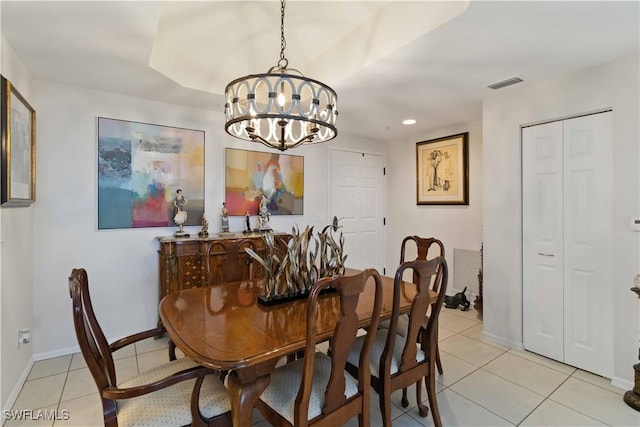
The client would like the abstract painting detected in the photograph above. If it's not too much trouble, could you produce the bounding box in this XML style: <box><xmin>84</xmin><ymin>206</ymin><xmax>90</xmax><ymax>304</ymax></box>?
<box><xmin>225</xmin><ymin>148</ymin><xmax>303</xmax><ymax>216</ymax></box>
<box><xmin>416</xmin><ymin>132</ymin><xmax>468</xmax><ymax>205</ymax></box>
<box><xmin>98</xmin><ymin>117</ymin><xmax>204</xmax><ymax>229</ymax></box>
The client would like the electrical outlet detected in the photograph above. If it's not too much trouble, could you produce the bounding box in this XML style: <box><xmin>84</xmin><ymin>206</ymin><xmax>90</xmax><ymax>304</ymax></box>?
<box><xmin>18</xmin><ymin>328</ymin><xmax>31</xmax><ymax>345</ymax></box>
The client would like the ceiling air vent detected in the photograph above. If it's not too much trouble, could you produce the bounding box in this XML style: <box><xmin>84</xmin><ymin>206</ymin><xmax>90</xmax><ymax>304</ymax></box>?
<box><xmin>487</xmin><ymin>76</ymin><xmax>523</xmax><ymax>90</ymax></box>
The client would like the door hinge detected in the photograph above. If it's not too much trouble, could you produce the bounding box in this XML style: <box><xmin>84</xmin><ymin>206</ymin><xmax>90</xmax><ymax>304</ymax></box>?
<box><xmin>383</xmin><ymin>268</ymin><xmax>386</xmax><ymax>275</ymax></box>
<box><xmin>383</xmin><ymin>167</ymin><xmax>386</xmax><ymax>175</ymax></box>
<box><xmin>383</xmin><ymin>218</ymin><xmax>386</xmax><ymax>226</ymax></box>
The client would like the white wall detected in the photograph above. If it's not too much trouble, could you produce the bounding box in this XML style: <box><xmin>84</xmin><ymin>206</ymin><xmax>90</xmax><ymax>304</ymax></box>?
<box><xmin>386</xmin><ymin>120</ymin><xmax>483</xmax><ymax>294</ymax></box>
<box><xmin>483</xmin><ymin>54</ymin><xmax>640</xmax><ymax>386</ymax></box>
<box><xmin>29</xmin><ymin>80</ymin><xmax>389</xmax><ymax>358</ymax></box>
<box><xmin>0</xmin><ymin>35</ymin><xmax>35</xmax><ymax>411</ymax></box>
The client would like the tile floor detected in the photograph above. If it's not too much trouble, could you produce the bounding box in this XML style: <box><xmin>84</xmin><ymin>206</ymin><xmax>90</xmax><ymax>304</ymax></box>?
<box><xmin>4</xmin><ymin>307</ymin><xmax>639</xmax><ymax>426</ymax></box>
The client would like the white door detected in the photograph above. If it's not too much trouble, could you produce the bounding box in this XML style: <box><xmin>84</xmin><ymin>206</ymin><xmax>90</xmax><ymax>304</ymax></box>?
<box><xmin>562</xmin><ymin>113</ymin><xmax>612</xmax><ymax>376</ymax></box>
<box><xmin>522</xmin><ymin>112</ymin><xmax>612</xmax><ymax>377</ymax></box>
<box><xmin>329</xmin><ymin>150</ymin><xmax>385</xmax><ymax>272</ymax></box>
<box><xmin>522</xmin><ymin>121</ymin><xmax>565</xmax><ymax>362</ymax></box>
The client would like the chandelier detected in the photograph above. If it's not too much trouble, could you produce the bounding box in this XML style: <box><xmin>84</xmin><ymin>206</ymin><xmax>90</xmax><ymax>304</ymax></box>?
<box><xmin>224</xmin><ymin>0</ymin><xmax>338</xmax><ymax>151</ymax></box>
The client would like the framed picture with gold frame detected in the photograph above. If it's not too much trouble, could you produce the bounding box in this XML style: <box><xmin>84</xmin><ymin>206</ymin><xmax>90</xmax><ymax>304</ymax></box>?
<box><xmin>416</xmin><ymin>132</ymin><xmax>468</xmax><ymax>205</ymax></box>
<box><xmin>1</xmin><ymin>76</ymin><xmax>36</xmax><ymax>207</ymax></box>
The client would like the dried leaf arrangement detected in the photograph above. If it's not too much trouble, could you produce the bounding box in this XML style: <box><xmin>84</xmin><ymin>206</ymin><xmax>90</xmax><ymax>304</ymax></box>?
<box><xmin>245</xmin><ymin>217</ymin><xmax>347</xmax><ymax>305</ymax></box>
<box><xmin>318</xmin><ymin>217</ymin><xmax>347</xmax><ymax>278</ymax></box>
<box><xmin>284</xmin><ymin>225</ymin><xmax>319</xmax><ymax>295</ymax></box>
<box><xmin>244</xmin><ymin>231</ymin><xmax>288</xmax><ymax>300</ymax></box>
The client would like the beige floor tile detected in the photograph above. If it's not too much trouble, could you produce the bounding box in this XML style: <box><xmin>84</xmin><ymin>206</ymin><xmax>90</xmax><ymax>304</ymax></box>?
<box><xmin>549</xmin><ymin>377</ymin><xmax>640</xmax><ymax>426</ymax></box>
<box><xmin>508</xmin><ymin>348</ymin><xmax>576</xmax><ymax>375</ymax></box>
<box><xmin>437</xmin><ymin>325</ymin><xmax>457</xmax><ymax>342</ymax></box>
<box><xmin>383</xmin><ymin>412</ymin><xmax>425</xmax><ymax>427</ymax></box>
<box><xmin>110</xmin><ymin>343</ymin><xmax>136</xmax><ymax>360</ymax></box>
<box><xmin>571</xmin><ymin>369</ymin><xmax>626</xmax><ymax>395</ymax></box>
<box><xmin>68</xmin><ymin>354</ymin><xmax>86</xmax><ymax>371</ymax></box>
<box><xmin>412</xmin><ymin>389</ymin><xmax>513</xmax><ymax>426</ymax></box>
<box><xmin>175</xmin><ymin>347</ymin><xmax>185</xmax><ymax>359</ymax></box>
<box><xmin>438</xmin><ymin>334</ymin><xmax>505</xmax><ymax>367</ymax></box>
<box><xmin>136</xmin><ymin>348</ymin><xmax>172</xmax><ymax>372</ymax></box>
<box><xmin>460</xmin><ymin>324</ymin><xmax>510</xmax><ymax>351</ymax></box>
<box><xmin>54</xmin><ymin>393</ymin><xmax>103</xmax><ymax>427</ymax></box>
<box><xmin>389</xmin><ymin>380</ymin><xmax>445</xmax><ymax>419</ymax></box>
<box><xmin>436</xmin><ymin>351</ymin><xmax>477</xmax><ymax>387</ymax></box>
<box><xmin>445</xmin><ymin>307</ymin><xmax>483</xmax><ymax>322</ymax></box>
<box><xmin>449</xmin><ymin>369</ymin><xmax>545</xmax><ymax>424</ymax></box>
<box><xmin>520</xmin><ymin>399</ymin><xmax>606</xmax><ymax>426</ymax></box>
<box><xmin>60</xmin><ymin>368</ymin><xmax>95</xmax><ymax>403</ymax></box>
<box><xmin>28</xmin><ymin>356</ymin><xmax>71</xmax><ymax>381</ymax></box>
<box><xmin>3</xmin><ymin>405</ymin><xmax>57</xmax><ymax>427</ymax></box>
<box><xmin>134</xmin><ymin>336</ymin><xmax>170</xmax><ymax>355</ymax></box>
<box><xmin>438</xmin><ymin>311</ymin><xmax>481</xmax><ymax>333</ymax></box>
<box><xmin>483</xmin><ymin>352</ymin><xmax>569</xmax><ymax>396</ymax></box>
<box><xmin>113</xmin><ymin>356</ymin><xmax>139</xmax><ymax>385</ymax></box>
<box><xmin>69</xmin><ymin>343</ymin><xmax>135</xmax><ymax>372</ymax></box>
<box><xmin>12</xmin><ymin>374</ymin><xmax>66</xmax><ymax>412</ymax></box>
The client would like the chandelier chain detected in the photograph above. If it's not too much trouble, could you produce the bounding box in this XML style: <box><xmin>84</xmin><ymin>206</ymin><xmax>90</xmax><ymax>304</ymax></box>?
<box><xmin>278</xmin><ymin>0</ymin><xmax>288</xmax><ymax>69</ymax></box>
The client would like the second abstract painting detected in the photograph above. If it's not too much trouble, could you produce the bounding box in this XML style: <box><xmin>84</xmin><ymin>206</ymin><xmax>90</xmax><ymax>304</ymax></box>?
<box><xmin>225</xmin><ymin>148</ymin><xmax>304</xmax><ymax>216</ymax></box>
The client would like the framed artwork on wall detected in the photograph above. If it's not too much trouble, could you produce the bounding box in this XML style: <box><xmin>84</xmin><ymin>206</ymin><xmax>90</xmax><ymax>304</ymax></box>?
<box><xmin>416</xmin><ymin>132</ymin><xmax>469</xmax><ymax>205</ymax></box>
<box><xmin>225</xmin><ymin>147</ymin><xmax>304</xmax><ymax>216</ymax></box>
<box><xmin>1</xmin><ymin>75</ymin><xmax>36</xmax><ymax>207</ymax></box>
<box><xmin>97</xmin><ymin>117</ymin><xmax>204</xmax><ymax>229</ymax></box>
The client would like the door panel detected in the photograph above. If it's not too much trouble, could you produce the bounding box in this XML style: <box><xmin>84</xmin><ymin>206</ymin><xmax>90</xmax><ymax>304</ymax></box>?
<box><xmin>562</xmin><ymin>112</ymin><xmax>612</xmax><ymax>377</ymax></box>
<box><xmin>330</xmin><ymin>150</ymin><xmax>385</xmax><ymax>272</ymax></box>
<box><xmin>523</xmin><ymin>121</ymin><xmax>564</xmax><ymax>361</ymax></box>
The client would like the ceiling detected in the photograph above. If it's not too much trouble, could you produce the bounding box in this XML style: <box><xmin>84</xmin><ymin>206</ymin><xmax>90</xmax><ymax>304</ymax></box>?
<box><xmin>1</xmin><ymin>1</ymin><xmax>638</xmax><ymax>143</ymax></box>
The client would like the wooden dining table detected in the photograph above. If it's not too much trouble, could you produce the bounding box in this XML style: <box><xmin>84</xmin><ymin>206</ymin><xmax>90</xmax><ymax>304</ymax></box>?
<box><xmin>159</xmin><ymin>268</ymin><xmax>436</xmax><ymax>427</ymax></box>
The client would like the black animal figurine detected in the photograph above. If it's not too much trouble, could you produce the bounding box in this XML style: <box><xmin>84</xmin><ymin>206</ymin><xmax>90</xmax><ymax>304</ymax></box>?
<box><xmin>445</xmin><ymin>286</ymin><xmax>471</xmax><ymax>311</ymax></box>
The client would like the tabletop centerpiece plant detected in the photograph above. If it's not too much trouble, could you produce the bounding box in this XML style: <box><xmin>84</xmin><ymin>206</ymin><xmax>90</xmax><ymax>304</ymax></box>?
<box><xmin>246</xmin><ymin>217</ymin><xmax>347</xmax><ymax>306</ymax></box>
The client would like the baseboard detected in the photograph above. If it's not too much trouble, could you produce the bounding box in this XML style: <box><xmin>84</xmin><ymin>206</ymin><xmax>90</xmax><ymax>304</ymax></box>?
<box><xmin>2</xmin><ymin>355</ymin><xmax>34</xmax><ymax>415</ymax></box>
<box><xmin>611</xmin><ymin>375</ymin><xmax>634</xmax><ymax>391</ymax></box>
<box><xmin>482</xmin><ymin>330</ymin><xmax>525</xmax><ymax>351</ymax></box>
<box><xmin>33</xmin><ymin>345</ymin><xmax>79</xmax><ymax>362</ymax></box>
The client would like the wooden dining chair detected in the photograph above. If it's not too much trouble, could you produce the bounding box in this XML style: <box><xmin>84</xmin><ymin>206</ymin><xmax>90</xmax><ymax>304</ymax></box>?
<box><xmin>400</xmin><ymin>236</ymin><xmax>445</xmax><ymax>375</ymax></box>
<box><xmin>380</xmin><ymin>237</ymin><xmax>445</xmax><ymax>376</ymax></box>
<box><xmin>69</xmin><ymin>268</ymin><xmax>232</xmax><ymax>427</ymax></box>
<box><xmin>206</xmin><ymin>239</ymin><xmax>257</xmax><ymax>285</ymax></box>
<box><xmin>346</xmin><ymin>257</ymin><xmax>448</xmax><ymax>427</ymax></box>
<box><xmin>255</xmin><ymin>269</ymin><xmax>384</xmax><ymax>427</ymax></box>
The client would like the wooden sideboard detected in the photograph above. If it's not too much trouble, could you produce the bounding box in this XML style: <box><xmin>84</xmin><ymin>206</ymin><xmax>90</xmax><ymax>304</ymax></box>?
<box><xmin>157</xmin><ymin>232</ymin><xmax>290</xmax><ymax>301</ymax></box>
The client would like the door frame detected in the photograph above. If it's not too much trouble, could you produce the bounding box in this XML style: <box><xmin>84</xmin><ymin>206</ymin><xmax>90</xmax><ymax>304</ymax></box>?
<box><xmin>328</xmin><ymin>147</ymin><xmax>387</xmax><ymax>274</ymax></box>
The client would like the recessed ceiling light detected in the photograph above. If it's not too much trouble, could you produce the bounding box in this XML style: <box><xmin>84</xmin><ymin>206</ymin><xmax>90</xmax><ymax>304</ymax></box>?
<box><xmin>402</xmin><ymin>119</ymin><xmax>416</xmax><ymax>125</ymax></box>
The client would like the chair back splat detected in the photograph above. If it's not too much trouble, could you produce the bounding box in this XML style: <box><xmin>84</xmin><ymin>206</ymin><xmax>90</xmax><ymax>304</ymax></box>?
<box><xmin>256</xmin><ymin>269</ymin><xmax>384</xmax><ymax>427</ymax></box>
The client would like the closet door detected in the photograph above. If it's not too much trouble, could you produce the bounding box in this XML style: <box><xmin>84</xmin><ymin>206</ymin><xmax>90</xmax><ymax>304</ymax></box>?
<box><xmin>562</xmin><ymin>113</ymin><xmax>612</xmax><ymax>377</ymax></box>
<box><xmin>523</xmin><ymin>112</ymin><xmax>612</xmax><ymax>378</ymax></box>
<box><xmin>522</xmin><ymin>121</ymin><xmax>565</xmax><ymax>362</ymax></box>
